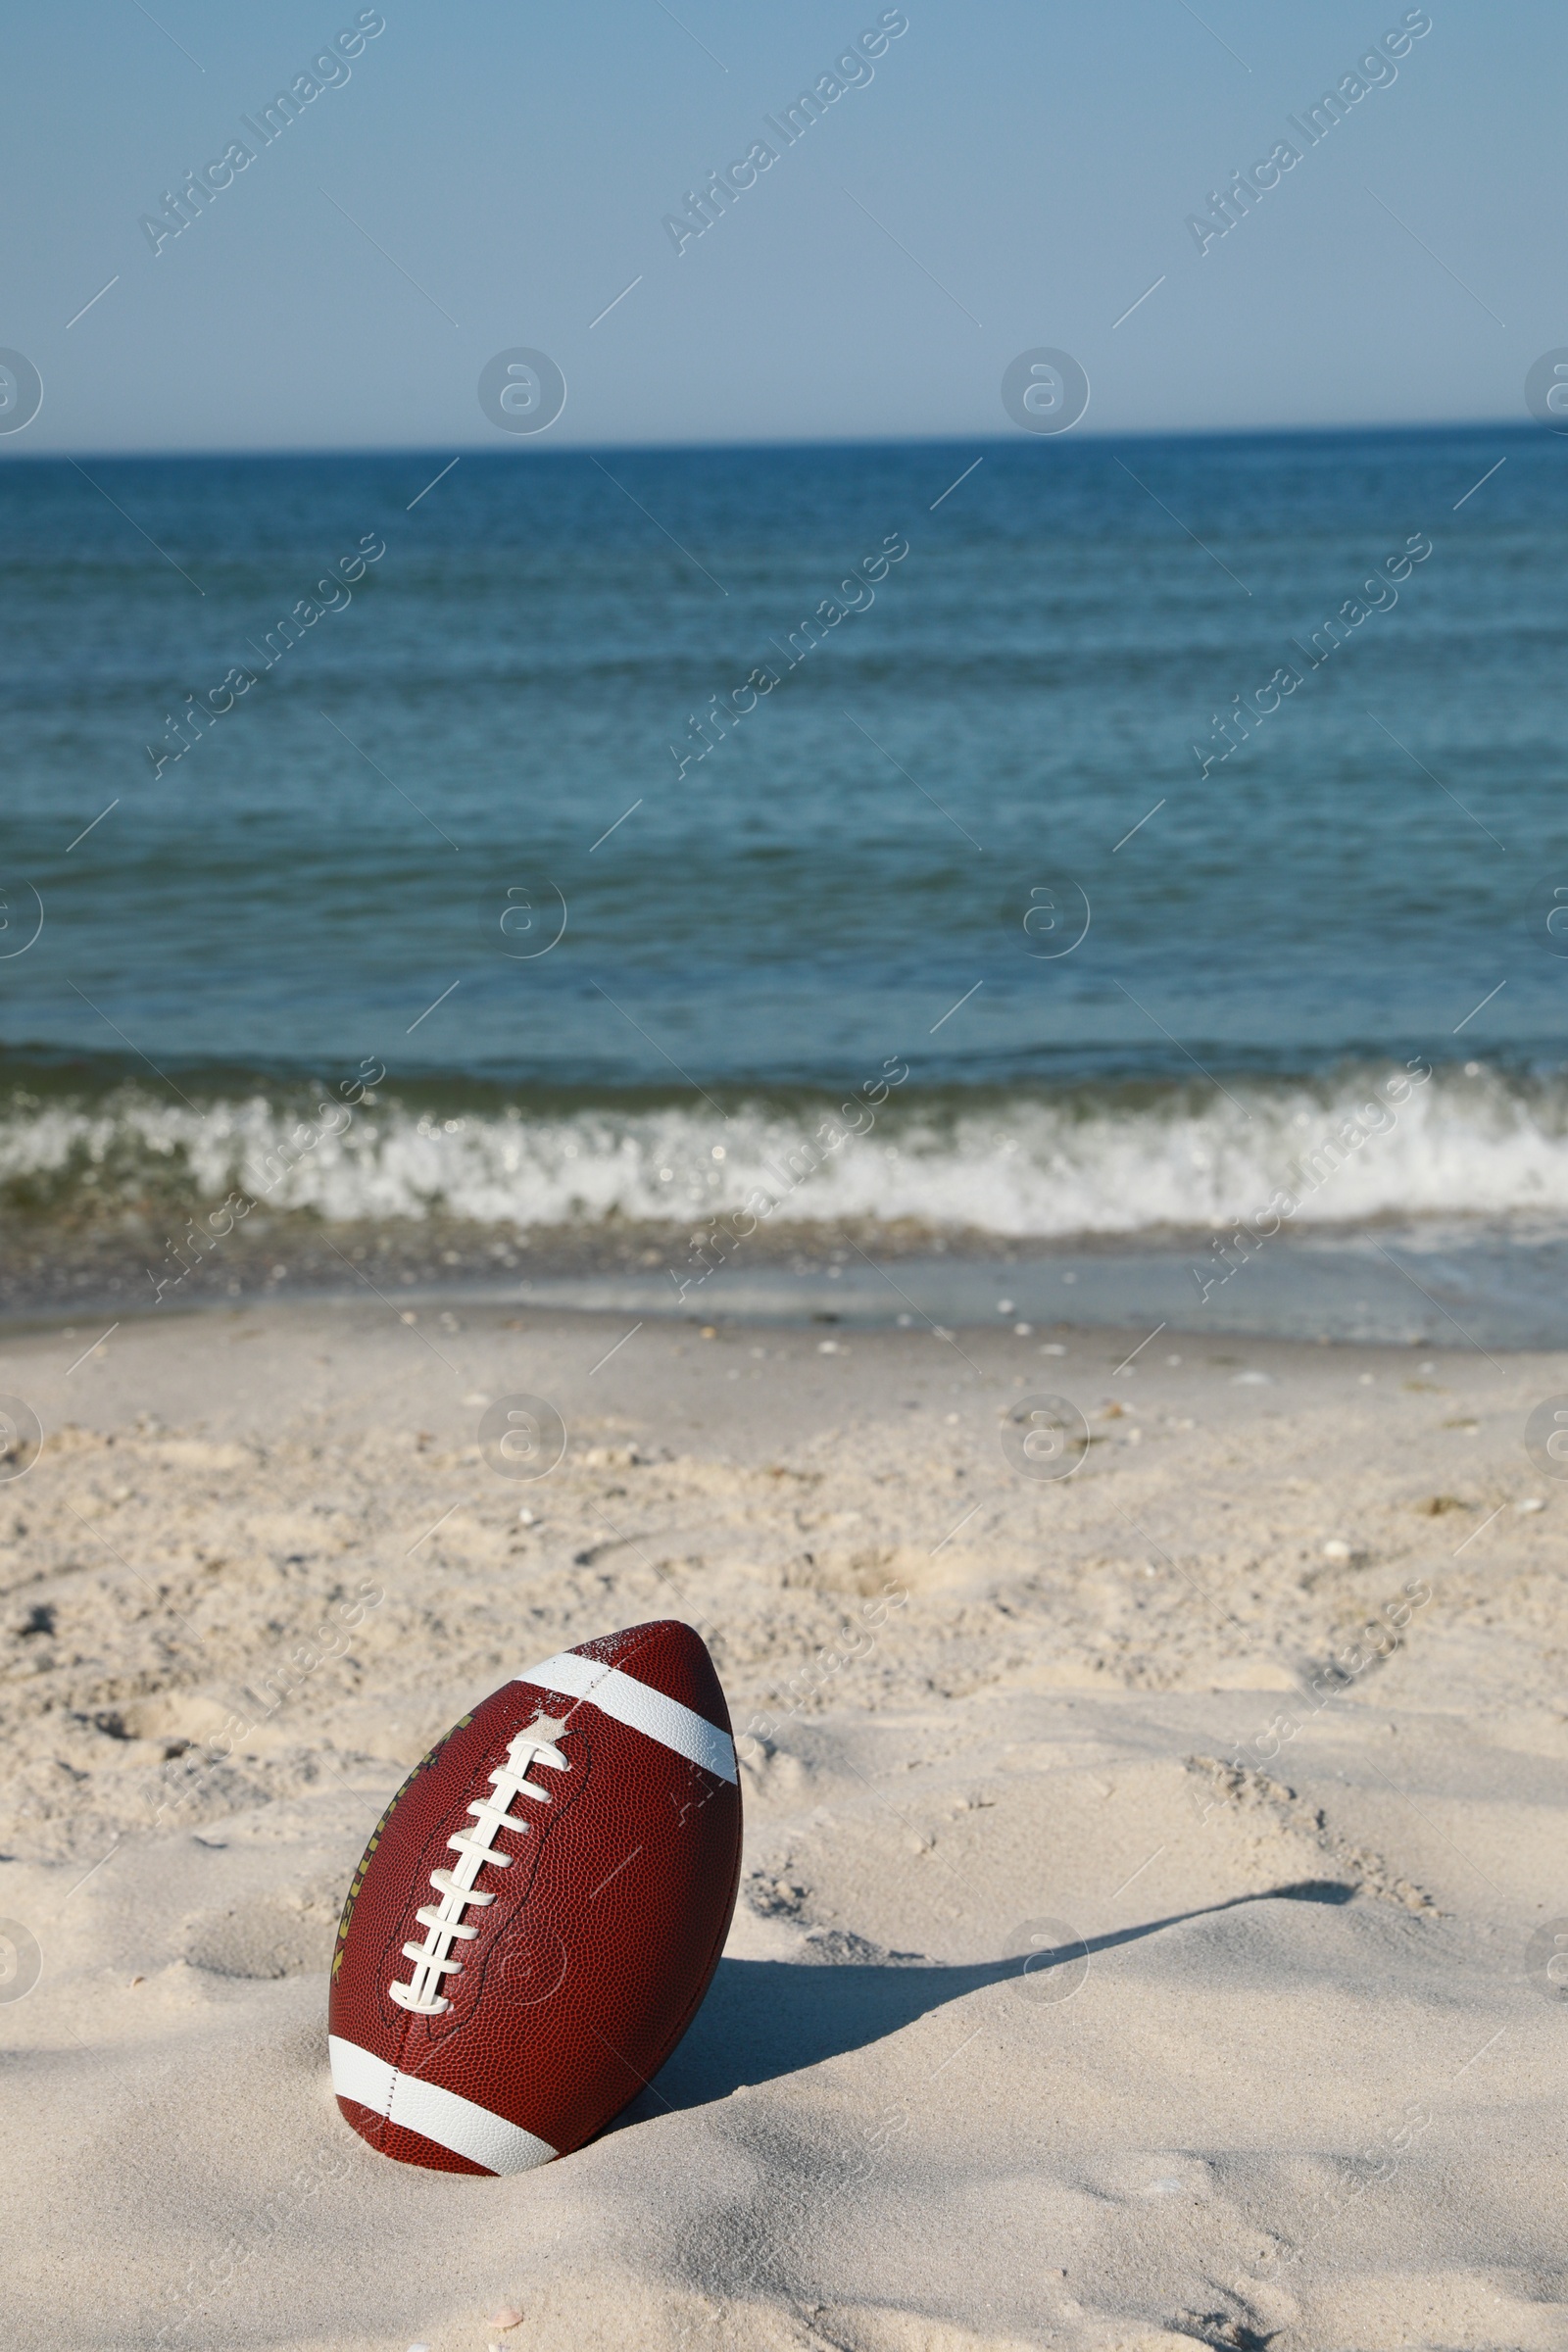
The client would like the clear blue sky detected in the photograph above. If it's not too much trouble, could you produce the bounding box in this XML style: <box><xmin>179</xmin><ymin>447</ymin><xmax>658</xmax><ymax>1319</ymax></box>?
<box><xmin>1</xmin><ymin>1</ymin><xmax>1551</xmax><ymax>452</ymax></box>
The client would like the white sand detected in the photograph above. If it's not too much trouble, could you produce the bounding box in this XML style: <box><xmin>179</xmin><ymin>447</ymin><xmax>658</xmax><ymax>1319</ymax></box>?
<box><xmin>2</xmin><ymin>1298</ymin><xmax>1565</xmax><ymax>2351</ymax></box>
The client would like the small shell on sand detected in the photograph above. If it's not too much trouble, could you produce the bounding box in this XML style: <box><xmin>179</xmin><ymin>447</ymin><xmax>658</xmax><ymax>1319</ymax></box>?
<box><xmin>490</xmin><ymin>2311</ymin><xmax>523</xmax><ymax>2331</ymax></box>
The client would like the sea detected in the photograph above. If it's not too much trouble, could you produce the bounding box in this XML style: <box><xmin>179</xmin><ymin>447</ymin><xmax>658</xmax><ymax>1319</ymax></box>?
<box><xmin>3</xmin><ymin>423</ymin><xmax>1565</xmax><ymax>1343</ymax></box>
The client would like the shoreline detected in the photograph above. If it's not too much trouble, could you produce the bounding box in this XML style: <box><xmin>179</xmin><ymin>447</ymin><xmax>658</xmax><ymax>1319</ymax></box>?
<box><xmin>10</xmin><ymin>1203</ymin><xmax>1568</xmax><ymax>1349</ymax></box>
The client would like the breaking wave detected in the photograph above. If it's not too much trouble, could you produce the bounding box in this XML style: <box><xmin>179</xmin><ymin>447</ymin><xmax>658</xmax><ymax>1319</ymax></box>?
<box><xmin>2</xmin><ymin>1058</ymin><xmax>1567</xmax><ymax>1240</ymax></box>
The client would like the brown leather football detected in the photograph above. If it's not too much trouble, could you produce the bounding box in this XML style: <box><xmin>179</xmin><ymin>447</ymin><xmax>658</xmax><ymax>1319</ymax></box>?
<box><xmin>327</xmin><ymin>1619</ymin><xmax>742</xmax><ymax>2173</ymax></box>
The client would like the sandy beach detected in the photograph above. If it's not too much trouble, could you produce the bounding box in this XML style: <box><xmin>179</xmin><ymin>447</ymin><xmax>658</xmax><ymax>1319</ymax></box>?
<box><xmin>3</xmin><ymin>1296</ymin><xmax>1564</xmax><ymax>2352</ymax></box>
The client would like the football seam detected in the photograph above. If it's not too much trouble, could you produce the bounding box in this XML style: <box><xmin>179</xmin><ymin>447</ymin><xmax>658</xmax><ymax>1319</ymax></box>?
<box><xmin>615</xmin><ymin>1823</ymin><xmax>743</xmax><ymax>2125</ymax></box>
<box><xmin>367</xmin><ymin>2061</ymin><xmax>398</xmax><ymax>2137</ymax></box>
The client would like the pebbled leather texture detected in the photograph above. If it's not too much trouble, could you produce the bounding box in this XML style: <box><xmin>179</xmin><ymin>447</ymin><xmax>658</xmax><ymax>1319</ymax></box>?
<box><xmin>327</xmin><ymin>1620</ymin><xmax>742</xmax><ymax>2173</ymax></box>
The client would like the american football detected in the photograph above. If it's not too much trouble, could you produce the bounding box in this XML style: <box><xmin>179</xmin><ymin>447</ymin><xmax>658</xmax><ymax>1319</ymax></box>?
<box><xmin>327</xmin><ymin>1618</ymin><xmax>742</xmax><ymax>2174</ymax></box>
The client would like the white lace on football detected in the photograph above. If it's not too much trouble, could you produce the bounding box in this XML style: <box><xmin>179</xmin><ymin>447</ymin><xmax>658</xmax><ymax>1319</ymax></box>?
<box><xmin>388</xmin><ymin>1724</ymin><xmax>568</xmax><ymax>2016</ymax></box>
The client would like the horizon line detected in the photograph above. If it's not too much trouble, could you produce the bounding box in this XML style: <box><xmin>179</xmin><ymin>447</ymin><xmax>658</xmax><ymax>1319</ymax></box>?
<box><xmin>0</xmin><ymin>416</ymin><xmax>1544</xmax><ymax>466</ymax></box>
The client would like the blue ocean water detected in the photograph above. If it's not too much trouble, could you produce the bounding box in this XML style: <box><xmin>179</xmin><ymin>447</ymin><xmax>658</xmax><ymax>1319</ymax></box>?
<box><xmin>1</xmin><ymin>425</ymin><xmax>1566</xmax><ymax>1328</ymax></box>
